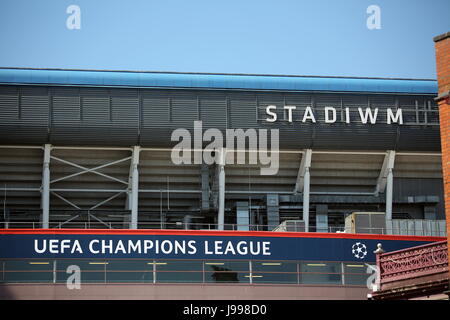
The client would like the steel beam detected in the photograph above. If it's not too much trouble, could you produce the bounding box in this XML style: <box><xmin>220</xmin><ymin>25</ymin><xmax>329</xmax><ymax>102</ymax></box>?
<box><xmin>50</xmin><ymin>156</ymin><xmax>129</xmax><ymax>185</ymax></box>
<box><xmin>41</xmin><ymin>144</ymin><xmax>51</xmax><ymax>228</ymax></box>
<box><xmin>374</xmin><ymin>150</ymin><xmax>396</xmax><ymax>196</ymax></box>
<box><xmin>293</xmin><ymin>149</ymin><xmax>312</xmax><ymax>232</ymax></box>
<box><xmin>294</xmin><ymin>149</ymin><xmax>312</xmax><ymax>194</ymax></box>
<box><xmin>50</xmin><ymin>156</ymin><xmax>131</xmax><ymax>184</ymax></box>
<box><xmin>374</xmin><ymin>150</ymin><xmax>395</xmax><ymax>226</ymax></box>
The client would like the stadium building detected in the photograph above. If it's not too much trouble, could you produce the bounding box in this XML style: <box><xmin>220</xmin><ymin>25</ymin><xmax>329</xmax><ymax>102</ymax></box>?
<box><xmin>0</xmin><ymin>67</ymin><xmax>447</xmax><ymax>300</ymax></box>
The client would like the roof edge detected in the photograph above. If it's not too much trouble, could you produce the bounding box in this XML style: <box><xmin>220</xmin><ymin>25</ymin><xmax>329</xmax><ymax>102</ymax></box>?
<box><xmin>0</xmin><ymin>67</ymin><xmax>437</xmax><ymax>82</ymax></box>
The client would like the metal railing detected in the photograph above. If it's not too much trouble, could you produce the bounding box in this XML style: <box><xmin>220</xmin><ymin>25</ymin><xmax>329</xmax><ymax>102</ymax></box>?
<box><xmin>0</xmin><ymin>258</ymin><xmax>372</xmax><ymax>287</ymax></box>
<box><xmin>0</xmin><ymin>220</ymin><xmax>446</xmax><ymax>236</ymax></box>
<box><xmin>377</xmin><ymin>240</ymin><xmax>448</xmax><ymax>287</ymax></box>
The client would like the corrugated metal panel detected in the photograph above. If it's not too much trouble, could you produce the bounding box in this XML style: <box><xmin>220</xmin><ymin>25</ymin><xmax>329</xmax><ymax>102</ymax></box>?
<box><xmin>141</xmin><ymin>89</ymin><xmax>170</xmax><ymax>128</ymax></box>
<box><xmin>229</xmin><ymin>92</ymin><xmax>258</xmax><ymax>128</ymax></box>
<box><xmin>199</xmin><ymin>92</ymin><xmax>227</xmax><ymax>129</ymax></box>
<box><xmin>0</xmin><ymin>84</ymin><xmax>441</xmax><ymax>150</ymax></box>
<box><xmin>80</xmin><ymin>88</ymin><xmax>111</xmax><ymax>126</ymax></box>
<box><xmin>0</xmin><ymin>86</ymin><xmax>49</xmax><ymax>144</ymax></box>
<box><xmin>0</xmin><ymin>86</ymin><xmax>19</xmax><ymax>121</ymax></box>
<box><xmin>170</xmin><ymin>91</ymin><xmax>198</xmax><ymax>128</ymax></box>
<box><xmin>110</xmin><ymin>88</ymin><xmax>139</xmax><ymax>125</ymax></box>
<box><xmin>52</xmin><ymin>87</ymin><xmax>81</xmax><ymax>125</ymax></box>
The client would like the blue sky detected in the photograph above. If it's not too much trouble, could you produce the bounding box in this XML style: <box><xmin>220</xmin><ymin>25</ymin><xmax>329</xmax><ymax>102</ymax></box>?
<box><xmin>0</xmin><ymin>0</ymin><xmax>448</xmax><ymax>79</ymax></box>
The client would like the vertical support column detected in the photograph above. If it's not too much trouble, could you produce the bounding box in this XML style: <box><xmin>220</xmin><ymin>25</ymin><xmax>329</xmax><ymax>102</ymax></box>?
<box><xmin>303</xmin><ymin>167</ymin><xmax>310</xmax><ymax>232</ymax></box>
<box><xmin>385</xmin><ymin>168</ymin><xmax>393</xmax><ymax>224</ymax></box>
<box><xmin>294</xmin><ymin>149</ymin><xmax>312</xmax><ymax>232</ymax></box>
<box><xmin>385</xmin><ymin>150</ymin><xmax>395</xmax><ymax>233</ymax></box>
<box><xmin>41</xmin><ymin>144</ymin><xmax>51</xmax><ymax>229</ymax></box>
<box><xmin>218</xmin><ymin>148</ymin><xmax>226</xmax><ymax>231</ymax></box>
<box><xmin>130</xmin><ymin>146</ymin><xmax>140</xmax><ymax>229</ymax></box>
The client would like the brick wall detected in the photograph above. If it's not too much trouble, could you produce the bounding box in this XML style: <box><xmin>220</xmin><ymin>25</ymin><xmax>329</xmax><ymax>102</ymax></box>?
<box><xmin>434</xmin><ymin>32</ymin><xmax>450</xmax><ymax>279</ymax></box>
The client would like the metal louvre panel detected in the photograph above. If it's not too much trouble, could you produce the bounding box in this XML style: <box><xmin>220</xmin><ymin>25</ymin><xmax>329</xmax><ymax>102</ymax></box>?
<box><xmin>52</xmin><ymin>87</ymin><xmax>81</xmax><ymax>125</ymax></box>
<box><xmin>314</xmin><ymin>93</ymin><xmax>397</xmax><ymax>150</ymax></box>
<box><xmin>170</xmin><ymin>91</ymin><xmax>198</xmax><ymax>128</ymax></box>
<box><xmin>397</xmin><ymin>125</ymin><xmax>440</xmax><ymax>151</ymax></box>
<box><xmin>0</xmin><ymin>86</ymin><xmax>19</xmax><ymax>122</ymax></box>
<box><xmin>80</xmin><ymin>88</ymin><xmax>111</xmax><ymax>126</ymax></box>
<box><xmin>20</xmin><ymin>86</ymin><xmax>49</xmax><ymax>124</ymax></box>
<box><xmin>257</xmin><ymin>92</ymin><xmax>314</xmax><ymax>149</ymax></box>
<box><xmin>198</xmin><ymin>91</ymin><xmax>227</xmax><ymax>129</ymax></box>
<box><xmin>50</xmin><ymin>87</ymin><xmax>139</xmax><ymax>146</ymax></box>
<box><xmin>110</xmin><ymin>88</ymin><xmax>139</xmax><ymax>125</ymax></box>
<box><xmin>0</xmin><ymin>84</ymin><xmax>442</xmax><ymax>150</ymax></box>
<box><xmin>284</xmin><ymin>92</ymin><xmax>313</xmax><ymax>123</ymax></box>
<box><xmin>0</xmin><ymin>86</ymin><xmax>49</xmax><ymax>144</ymax></box>
<box><xmin>228</xmin><ymin>92</ymin><xmax>258</xmax><ymax>129</ymax></box>
<box><xmin>141</xmin><ymin>89</ymin><xmax>170</xmax><ymax>128</ymax></box>
<box><xmin>256</xmin><ymin>92</ymin><xmax>284</xmax><ymax>122</ymax></box>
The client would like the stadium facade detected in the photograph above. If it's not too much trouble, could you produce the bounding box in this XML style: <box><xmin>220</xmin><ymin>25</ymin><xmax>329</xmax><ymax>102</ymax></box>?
<box><xmin>0</xmin><ymin>68</ymin><xmax>447</xmax><ymax>299</ymax></box>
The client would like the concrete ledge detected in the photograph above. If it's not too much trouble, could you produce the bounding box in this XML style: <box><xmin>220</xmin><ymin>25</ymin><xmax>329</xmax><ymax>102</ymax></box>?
<box><xmin>0</xmin><ymin>283</ymin><xmax>369</xmax><ymax>300</ymax></box>
<box><xmin>434</xmin><ymin>32</ymin><xmax>450</xmax><ymax>43</ymax></box>
<box><xmin>435</xmin><ymin>91</ymin><xmax>450</xmax><ymax>102</ymax></box>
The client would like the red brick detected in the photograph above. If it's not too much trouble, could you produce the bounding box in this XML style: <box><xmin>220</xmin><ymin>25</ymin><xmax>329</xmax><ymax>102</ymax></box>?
<box><xmin>434</xmin><ymin>32</ymin><xmax>450</xmax><ymax>276</ymax></box>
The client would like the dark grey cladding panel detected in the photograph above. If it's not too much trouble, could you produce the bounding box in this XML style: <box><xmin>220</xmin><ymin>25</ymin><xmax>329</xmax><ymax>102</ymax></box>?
<box><xmin>141</xmin><ymin>89</ymin><xmax>170</xmax><ymax>128</ymax></box>
<box><xmin>170</xmin><ymin>91</ymin><xmax>198</xmax><ymax>128</ymax></box>
<box><xmin>140</xmin><ymin>128</ymin><xmax>175</xmax><ymax>147</ymax></box>
<box><xmin>199</xmin><ymin>91</ymin><xmax>227</xmax><ymax>129</ymax></box>
<box><xmin>0</xmin><ymin>84</ymin><xmax>441</xmax><ymax>150</ymax></box>
<box><xmin>0</xmin><ymin>86</ymin><xmax>48</xmax><ymax>143</ymax></box>
<box><xmin>48</xmin><ymin>87</ymin><xmax>139</xmax><ymax>145</ymax></box>
<box><xmin>397</xmin><ymin>126</ymin><xmax>441</xmax><ymax>151</ymax></box>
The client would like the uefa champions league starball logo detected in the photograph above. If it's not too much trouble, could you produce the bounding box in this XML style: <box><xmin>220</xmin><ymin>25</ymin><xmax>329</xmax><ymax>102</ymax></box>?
<box><xmin>351</xmin><ymin>242</ymin><xmax>368</xmax><ymax>259</ymax></box>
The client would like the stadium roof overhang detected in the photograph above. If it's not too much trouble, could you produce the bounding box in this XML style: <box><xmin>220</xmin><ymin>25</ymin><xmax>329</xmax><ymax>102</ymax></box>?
<box><xmin>0</xmin><ymin>67</ymin><xmax>438</xmax><ymax>95</ymax></box>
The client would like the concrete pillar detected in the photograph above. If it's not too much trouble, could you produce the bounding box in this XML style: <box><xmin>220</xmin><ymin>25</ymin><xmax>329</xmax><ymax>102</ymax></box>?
<box><xmin>130</xmin><ymin>146</ymin><xmax>140</xmax><ymax>229</ymax></box>
<box><xmin>41</xmin><ymin>144</ymin><xmax>51</xmax><ymax>228</ymax></box>
<box><xmin>385</xmin><ymin>168</ymin><xmax>393</xmax><ymax>225</ymax></box>
<box><xmin>218</xmin><ymin>148</ymin><xmax>226</xmax><ymax>230</ymax></box>
<box><xmin>303</xmin><ymin>167</ymin><xmax>310</xmax><ymax>232</ymax></box>
<box><xmin>218</xmin><ymin>165</ymin><xmax>225</xmax><ymax>230</ymax></box>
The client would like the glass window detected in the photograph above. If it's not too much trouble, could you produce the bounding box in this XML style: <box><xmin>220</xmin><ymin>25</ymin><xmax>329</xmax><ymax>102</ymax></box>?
<box><xmin>156</xmin><ymin>271</ymin><xmax>203</xmax><ymax>283</ymax></box>
<box><xmin>53</xmin><ymin>260</ymin><xmax>106</xmax><ymax>283</ymax></box>
<box><xmin>299</xmin><ymin>262</ymin><xmax>342</xmax><ymax>285</ymax></box>
<box><xmin>251</xmin><ymin>261</ymin><xmax>297</xmax><ymax>273</ymax></box>
<box><xmin>5</xmin><ymin>260</ymin><xmax>53</xmax><ymax>271</ymax></box>
<box><xmin>343</xmin><ymin>263</ymin><xmax>367</xmax><ymax>274</ymax></box>
<box><xmin>204</xmin><ymin>261</ymin><xmax>249</xmax><ymax>283</ymax></box>
<box><xmin>56</xmin><ymin>260</ymin><xmax>108</xmax><ymax>271</ymax></box>
<box><xmin>4</xmin><ymin>260</ymin><xmax>53</xmax><ymax>283</ymax></box>
<box><xmin>4</xmin><ymin>271</ymin><xmax>53</xmax><ymax>283</ymax></box>
<box><xmin>73</xmin><ymin>271</ymin><xmax>105</xmax><ymax>283</ymax></box>
<box><xmin>251</xmin><ymin>272</ymin><xmax>297</xmax><ymax>284</ymax></box>
<box><xmin>343</xmin><ymin>263</ymin><xmax>369</xmax><ymax>286</ymax></box>
<box><xmin>205</xmin><ymin>271</ymin><xmax>250</xmax><ymax>283</ymax></box>
<box><xmin>107</xmin><ymin>260</ymin><xmax>152</xmax><ymax>271</ymax></box>
<box><xmin>344</xmin><ymin>273</ymin><xmax>369</xmax><ymax>286</ymax></box>
<box><xmin>204</xmin><ymin>261</ymin><xmax>249</xmax><ymax>272</ymax></box>
<box><xmin>106</xmin><ymin>271</ymin><xmax>153</xmax><ymax>283</ymax></box>
<box><xmin>154</xmin><ymin>260</ymin><xmax>203</xmax><ymax>271</ymax></box>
